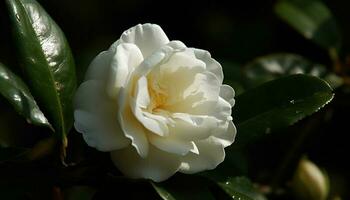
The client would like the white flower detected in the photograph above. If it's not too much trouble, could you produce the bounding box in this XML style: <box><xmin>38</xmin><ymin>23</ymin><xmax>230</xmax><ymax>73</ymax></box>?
<box><xmin>74</xmin><ymin>23</ymin><xmax>236</xmax><ymax>182</ymax></box>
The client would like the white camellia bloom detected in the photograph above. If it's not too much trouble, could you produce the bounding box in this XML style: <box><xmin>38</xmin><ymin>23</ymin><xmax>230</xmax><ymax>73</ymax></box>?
<box><xmin>74</xmin><ymin>23</ymin><xmax>236</xmax><ymax>182</ymax></box>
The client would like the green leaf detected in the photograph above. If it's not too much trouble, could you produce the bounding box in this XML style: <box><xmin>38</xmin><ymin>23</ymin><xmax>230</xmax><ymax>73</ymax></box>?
<box><xmin>243</xmin><ymin>53</ymin><xmax>343</xmax><ymax>89</ymax></box>
<box><xmin>218</xmin><ymin>177</ymin><xmax>266</xmax><ymax>200</ymax></box>
<box><xmin>233</xmin><ymin>74</ymin><xmax>333</xmax><ymax>147</ymax></box>
<box><xmin>200</xmin><ymin>172</ymin><xmax>266</xmax><ymax>200</ymax></box>
<box><xmin>275</xmin><ymin>0</ymin><xmax>341</xmax><ymax>50</ymax></box>
<box><xmin>151</xmin><ymin>175</ymin><xmax>215</xmax><ymax>200</ymax></box>
<box><xmin>0</xmin><ymin>62</ymin><xmax>50</xmax><ymax>127</ymax></box>
<box><xmin>151</xmin><ymin>182</ymin><xmax>176</xmax><ymax>200</ymax></box>
<box><xmin>6</xmin><ymin>0</ymin><xmax>77</xmax><ymax>142</ymax></box>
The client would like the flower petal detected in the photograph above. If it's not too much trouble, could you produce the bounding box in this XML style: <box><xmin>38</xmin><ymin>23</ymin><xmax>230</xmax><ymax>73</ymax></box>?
<box><xmin>220</xmin><ymin>84</ymin><xmax>235</xmax><ymax>106</ymax></box>
<box><xmin>74</xmin><ymin>110</ymin><xmax>130</xmax><ymax>151</ymax></box>
<box><xmin>118</xmin><ymin>24</ymin><xmax>170</xmax><ymax>58</ymax></box>
<box><xmin>74</xmin><ymin>80</ymin><xmax>108</xmax><ymax>113</ymax></box>
<box><xmin>74</xmin><ymin>80</ymin><xmax>130</xmax><ymax>151</ymax></box>
<box><xmin>179</xmin><ymin>137</ymin><xmax>226</xmax><ymax>174</ymax></box>
<box><xmin>149</xmin><ymin>134</ymin><xmax>199</xmax><ymax>156</ymax></box>
<box><xmin>129</xmin><ymin>76</ymin><xmax>169</xmax><ymax>136</ymax></box>
<box><xmin>212</xmin><ymin>120</ymin><xmax>236</xmax><ymax>148</ymax></box>
<box><xmin>170</xmin><ymin>113</ymin><xmax>219</xmax><ymax>141</ymax></box>
<box><xmin>167</xmin><ymin>71</ymin><xmax>221</xmax><ymax>114</ymax></box>
<box><xmin>84</xmin><ymin>50</ymin><xmax>114</xmax><ymax>82</ymax></box>
<box><xmin>107</xmin><ymin>43</ymin><xmax>143</xmax><ymax>98</ymax></box>
<box><xmin>192</xmin><ymin>48</ymin><xmax>224</xmax><ymax>83</ymax></box>
<box><xmin>110</xmin><ymin>145</ymin><xmax>181</xmax><ymax>182</ymax></box>
<box><xmin>119</xmin><ymin>104</ymin><xmax>149</xmax><ymax>158</ymax></box>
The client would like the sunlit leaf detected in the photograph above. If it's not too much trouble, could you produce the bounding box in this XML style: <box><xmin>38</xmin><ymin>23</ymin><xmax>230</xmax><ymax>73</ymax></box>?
<box><xmin>0</xmin><ymin>62</ymin><xmax>50</xmax><ymax>127</ymax></box>
<box><xmin>275</xmin><ymin>0</ymin><xmax>341</xmax><ymax>50</ymax></box>
<box><xmin>243</xmin><ymin>53</ymin><xmax>343</xmax><ymax>89</ymax></box>
<box><xmin>6</xmin><ymin>0</ymin><xmax>77</xmax><ymax>143</ymax></box>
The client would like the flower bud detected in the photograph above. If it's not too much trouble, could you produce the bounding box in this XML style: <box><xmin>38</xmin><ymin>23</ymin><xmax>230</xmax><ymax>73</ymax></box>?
<box><xmin>291</xmin><ymin>158</ymin><xmax>329</xmax><ymax>200</ymax></box>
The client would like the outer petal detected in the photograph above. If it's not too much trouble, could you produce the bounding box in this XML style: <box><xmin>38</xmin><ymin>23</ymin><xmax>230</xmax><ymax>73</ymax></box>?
<box><xmin>118</xmin><ymin>24</ymin><xmax>170</xmax><ymax>58</ymax></box>
<box><xmin>179</xmin><ymin>137</ymin><xmax>226</xmax><ymax>174</ymax></box>
<box><xmin>220</xmin><ymin>84</ymin><xmax>235</xmax><ymax>106</ymax></box>
<box><xmin>132</xmin><ymin>40</ymin><xmax>187</xmax><ymax>78</ymax></box>
<box><xmin>192</xmin><ymin>48</ymin><xmax>224</xmax><ymax>83</ymax></box>
<box><xmin>107</xmin><ymin>43</ymin><xmax>143</xmax><ymax>98</ymax></box>
<box><xmin>84</xmin><ymin>50</ymin><xmax>114</xmax><ymax>82</ymax></box>
<box><xmin>212</xmin><ymin>120</ymin><xmax>236</xmax><ymax>148</ymax></box>
<box><xmin>74</xmin><ymin>80</ymin><xmax>130</xmax><ymax>151</ymax></box>
<box><xmin>74</xmin><ymin>110</ymin><xmax>130</xmax><ymax>151</ymax></box>
<box><xmin>111</xmin><ymin>145</ymin><xmax>181</xmax><ymax>182</ymax></box>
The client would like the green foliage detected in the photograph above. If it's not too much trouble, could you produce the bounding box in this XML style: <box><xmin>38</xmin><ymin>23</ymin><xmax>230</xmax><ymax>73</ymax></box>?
<box><xmin>233</xmin><ymin>74</ymin><xmax>333</xmax><ymax>147</ymax></box>
<box><xmin>6</xmin><ymin>0</ymin><xmax>77</xmax><ymax>142</ymax></box>
<box><xmin>275</xmin><ymin>0</ymin><xmax>341</xmax><ymax>50</ymax></box>
<box><xmin>0</xmin><ymin>62</ymin><xmax>50</xmax><ymax>127</ymax></box>
<box><xmin>0</xmin><ymin>0</ymin><xmax>345</xmax><ymax>199</ymax></box>
<box><xmin>243</xmin><ymin>53</ymin><xmax>343</xmax><ymax>89</ymax></box>
<box><xmin>217</xmin><ymin>177</ymin><xmax>266</xmax><ymax>200</ymax></box>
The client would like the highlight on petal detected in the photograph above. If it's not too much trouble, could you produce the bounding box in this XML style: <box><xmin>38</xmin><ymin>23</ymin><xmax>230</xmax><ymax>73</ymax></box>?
<box><xmin>111</xmin><ymin>145</ymin><xmax>181</xmax><ymax>182</ymax></box>
<box><xmin>107</xmin><ymin>43</ymin><xmax>144</xmax><ymax>98</ymax></box>
<box><xmin>119</xmin><ymin>23</ymin><xmax>170</xmax><ymax>58</ymax></box>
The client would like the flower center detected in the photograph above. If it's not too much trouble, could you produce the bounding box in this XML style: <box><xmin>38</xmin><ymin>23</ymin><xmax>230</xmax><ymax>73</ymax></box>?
<box><xmin>147</xmin><ymin>77</ymin><xmax>168</xmax><ymax>112</ymax></box>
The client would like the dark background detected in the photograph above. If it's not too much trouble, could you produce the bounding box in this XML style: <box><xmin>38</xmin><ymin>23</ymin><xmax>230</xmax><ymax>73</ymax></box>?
<box><xmin>0</xmin><ymin>0</ymin><xmax>349</xmax><ymax>198</ymax></box>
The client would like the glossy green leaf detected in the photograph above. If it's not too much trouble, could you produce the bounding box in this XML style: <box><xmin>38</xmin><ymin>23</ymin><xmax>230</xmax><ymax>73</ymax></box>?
<box><xmin>243</xmin><ymin>53</ymin><xmax>343</xmax><ymax>89</ymax></box>
<box><xmin>218</xmin><ymin>177</ymin><xmax>266</xmax><ymax>200</ymax></box>
<box><xmin>275</xmin><ymin>0</ymin><xmax>341</xmax><ymax>49</ymax></box>
<box><xmin>233</xmin><ymin>74</ymin><xmax>333</xmax><ymax>147</ymax></box>
<box><xmin>0</xmin><ymin>62</ymin><xmax>50</xmax><ymax>127</ymax></box>
<box><xmin>6</xmin><ymin>0</ymin><xmax>77</xmax><ymax>141</ymax></box>
<box><xmin>151</xmin><ymin>175</ymin><xmax>215</xmax><ymax>200</ymax></box>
